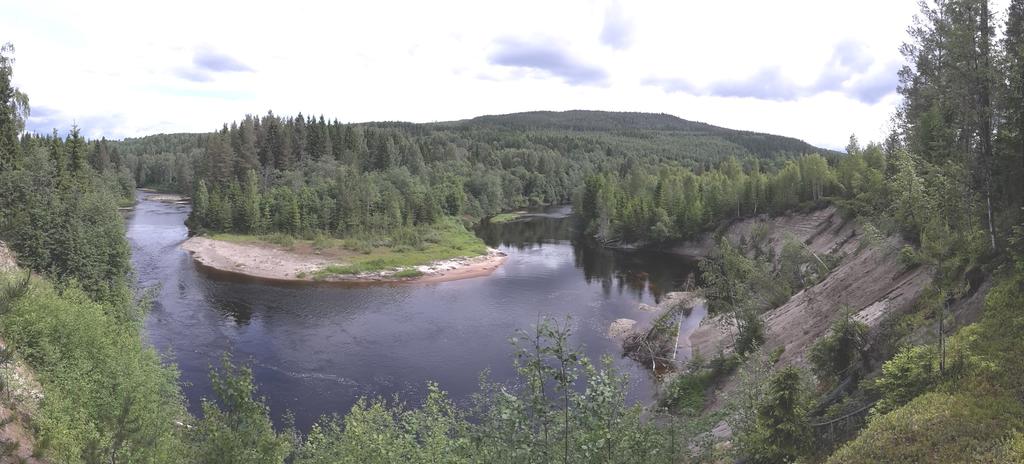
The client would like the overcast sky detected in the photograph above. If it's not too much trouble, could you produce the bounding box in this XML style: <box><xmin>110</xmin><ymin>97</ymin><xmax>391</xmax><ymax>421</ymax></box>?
<box><xmin>4</xmin><ymin>0</ymin><xmax>944</xmax><ymax>149</ymax></box>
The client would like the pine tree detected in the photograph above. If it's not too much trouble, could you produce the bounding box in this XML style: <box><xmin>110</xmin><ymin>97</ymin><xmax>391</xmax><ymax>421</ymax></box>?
<box><xmin>67</xmin><ymin>125</ymin><xmax>88</xmax><ymax>173</ymax></box>
<box><xmin>900</xmin><ymin>0</ymin><xmax>998</xmax><ymax>248</ymax></box>
<box><xmin>752</xmin><ymin>367</ymin><xmax>810</xmax><ymax>463</ymax></box>
<box><xmin>240</xmin><ymin>170</ymin><xmax>261</xmax><ymax>233</ymax></box>
<box><xmin>239</xmin><ymin>117</ymin><xmax>259</xmax><ymax>174</ymax></box>
<box><xmin>316</xmin><ymin>115</ymin><xmax>332</xmax><ymax>160</ymax></box>
<box><xmin>48</xmin><ymin>129</ymin><xmax>66</xmax><ymax>177</ymax></box>
<box><xmin>288</xmin><ymin>194</ymin><xmax>301</xmax><ymax>235</ymax></box>
<box><xmin>342</xmin><ymin>125</ymin><xmax>368</xmax><ymax>168</ymax></box>
<box><xmin>292</xmin><ymin>112</ymin><xmax>307</xmax><ymax>163</ymax></box>
<box><xmin>0</xmin><ymin>43</ymin><xmax>27</xmax><ymax>171</ymax></box>
<box><xmin>190</xmin><ymin>181</ymin><xmax>209</xmax><ymax>231</ymax></box>
<box><xmin>90</xmin><ymin>137</ymin><xmax>110</xmax><ymax>172</ymax></box>
<box><xmin>259</xmin><ymin>112</ymin><xmax>282</xmax><ymax>169</ymax></box>
<box><xmin>997</xmin><ymin>0</ymin><xmax>1024</xmax><ymax>234</ymax></box>
<box><xmin>205</xmin><ymin>126</ymin><xmax>234</xmax><ymax>182</ymax></box>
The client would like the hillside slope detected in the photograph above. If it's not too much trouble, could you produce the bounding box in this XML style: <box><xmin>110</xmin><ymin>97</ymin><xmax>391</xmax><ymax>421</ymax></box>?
<box><xmin>680</xmin><ymin>207</ymin><xmax>932</xmax><ymax>400</ymax></box>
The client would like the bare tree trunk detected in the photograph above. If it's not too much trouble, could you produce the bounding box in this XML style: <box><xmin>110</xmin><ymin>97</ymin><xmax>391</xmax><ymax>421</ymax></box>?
<box><xmin>987</xmin><ymin>193</ymin><xmax>996</xmax><ymax>250</ymax></box>
<box><xmin>980</xmin><ymin>0</ymin><xmax>997</xmax><ymax>251</ymax></box>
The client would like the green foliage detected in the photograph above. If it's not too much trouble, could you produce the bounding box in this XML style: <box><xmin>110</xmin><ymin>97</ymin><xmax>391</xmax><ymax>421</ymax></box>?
<box><xmin>828</xmin><ymin>392</ymin><xmax>1024</xmax><ymax>464</ymax></box>
<box><xmin>392</xmin><ymin>269</ymin><xmax>424</xmax><ymax>278</ymax></box>
<box><xmin>262</xmin><ymin>232</ymin><xmax>295</xmax><ymax>249</ymax></box>
<box><xmin>488</xmin><ymin>212</ymin><xmax>525</xmax><ymax>224</ymax></box>
<box><xmin>870</xmin><ymin>344</ymin><xmax>939</xmax><ymax>417</ymax></box>
<box><xmin>835</xmin><ymin>272</ymin><xmax>1024</xmax><ymax>463</ymax></box>
<box><xmin>897</xmin><ymin>245</ymin><xmax>919</xmax><ymax>269</ymax></box>
<box><xmin>0</xmin><ymin>272</ymin><xmax>187</xmax><ymax>463</ymax></box>
<box><xmin>313</xmin><ymin>218</ymin><xmax>487</xmax><ymax>278</ymax></box>
<box><xmin>734</xmin><ymin>310</ymin><xmax>765</xmax><ymax>357</ymax></box>
<box><xmin>0</xmin><ymin>268</ymin><xmax>29</xmax><ymax>315</ymax></box>
<box><xmin>746</xmin><ymin>366</ymin><xmax>812</xmax><ymax>464</ymax></box>
<box><xmin>111</xmin><ymin>109</ymin><xmax>835</xmax><ymax>245</ymax></box>
<box><xmin>575</xmin><ymin>153</ymin><xmax>846</xmax><ymax>245</ymax></box>
<box><xmin>289</xmin><ymin>318</ymin><xmax>687</xmax><ymax>463</ymax></box>
<box><xmin>662</xmin><ymin>354</ymin><xmax>740</xmax><ymax>414</ymax></box>
<box><xmin>962</xmin><ymin>273</ymin><xmax>1024</xmax><ymax>398</ymax></box>
<box><xmin>0</xmin><ymin>43</ymin><xmax>29</xmax><ymax>171</ymax></box>
<box><xmin>295</xmin><ymin>384</ymin><xmax>469</xmax><ymax>464</ymax></box>
<box><xmin>190</xmin><ymin>358</ymin><xmax>294</xmax><ymax>464</ymax></box>
<box><xmin>725</xmin><ymin>350</ymin><xmax>775</xmax><ymax>462</ymax></box>
<box><xmin>699</xmin><ymin>239</ymin><xmax>767</xmax><ymax>356</ymax></box>
<box><xmin>0</xmin><ymin>147</ymin><xmax>132</xmax><ymax>305</ymax></box>
<box><xmin>808</xmin><ymin>311</ymin><xmax>869</xmax><ymax>386</ymax></box>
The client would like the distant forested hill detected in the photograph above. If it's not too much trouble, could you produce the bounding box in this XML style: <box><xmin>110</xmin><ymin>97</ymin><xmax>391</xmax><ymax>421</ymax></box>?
<box><xmin>449</xmin><ymin>110</ymin><xmax>828</xmax><ymax>158</ymax></box>
<box><xmin>112</xmin><ymin>109</ymin><xmax>831</xmax><ymax>174</ymax></box>
<box><xmin>101</xmin><ymin>110</ymin><xmax>841</xmax><ymax>244</ymax></box>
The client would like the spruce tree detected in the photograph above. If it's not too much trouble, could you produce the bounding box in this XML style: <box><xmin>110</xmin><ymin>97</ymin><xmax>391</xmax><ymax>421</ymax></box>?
<box><xmin>67</xmin><ymin>125</ymin><xmax>88</xmax><ymax>173</ymax></box>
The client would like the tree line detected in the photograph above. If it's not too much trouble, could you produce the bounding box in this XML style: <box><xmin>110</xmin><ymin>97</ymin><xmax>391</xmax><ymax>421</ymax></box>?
<box><xmin>575</xmin><ymin>150</ymin><xmax>872</xmax><ymax>245</ymax></box>
<box><xmin>109</xmin><ymin>110</ymin><xmax>825</xmax><ymax>239</ymax></box>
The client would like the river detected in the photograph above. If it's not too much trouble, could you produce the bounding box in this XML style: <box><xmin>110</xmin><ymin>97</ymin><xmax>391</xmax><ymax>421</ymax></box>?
<box><xmin>127</xmin><ymin>191</ymin><xmax>702</xmax><ymax>430</ymax></box>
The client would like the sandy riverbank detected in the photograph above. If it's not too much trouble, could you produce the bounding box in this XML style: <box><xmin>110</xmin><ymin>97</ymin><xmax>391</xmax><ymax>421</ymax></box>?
<box><xmin>181</xmin><ymin>236</ymin><xmax>507</xmax><ymax>284</ymax></box>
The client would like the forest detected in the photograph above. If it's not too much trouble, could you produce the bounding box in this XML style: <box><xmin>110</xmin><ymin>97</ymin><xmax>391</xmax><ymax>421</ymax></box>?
<box><xmin>107</xmin><ymin>109</ymin><xmax>828</xmax><ymax>241</ymax></box>
<box><xmin>0</xmin><ymin>0</ymin><xmax>1023</xmax><ymax>461</ymax></box>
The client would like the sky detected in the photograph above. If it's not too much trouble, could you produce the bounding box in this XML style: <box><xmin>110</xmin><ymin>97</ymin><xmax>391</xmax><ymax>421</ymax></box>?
<box><xmin>2</xmin><ymin>0</ymin><xmax>945</xmax><ymax>149</ymax></box>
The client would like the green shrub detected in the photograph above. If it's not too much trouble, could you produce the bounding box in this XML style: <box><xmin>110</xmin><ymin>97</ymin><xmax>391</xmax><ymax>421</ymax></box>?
<box><xmin>262</xmin><ymin>232</ymin><xmax>295</xmax><ymax>248</ymax></box>
<box><xmin>663</xmin><ymin>373</ymin><xmax>709</xmax><ymax>414</ymax></box>
<box><xmin>341</xmin><ymin>239</ymin><xmax>373</xmax><ymax>254</ymax></box>
<box><xmin>898</xmin><ymin>245</ymin><xmax>919</xmax><ymax>269</ymax></box>
<box><xmin>870</xmin><ymin>344</ymin><xmax>938</xmax><ymax>416</ymax></box>
<box><xmin>828</xmin><ymin>392</ymin><xmax>1024</xmax><ymax>464</ymax></box>
<box><xmin>735</xmin><ymin>310</ymin><xmax>764</xmax><ymax>357</ymax></box>
<box><xmin>190</xmin><ymin>358</ymin><xmax>293</xmax><ymax>464</ymax></box>
<box><xmin>808</xmin><ymin>311</ymin><xmax>868</xmax><ymax>386</ymax></box>
<box><xmin>0</xmin><ymin>272</ymin><xmax>188</xmax><ymax>463</ymax></box>
<box><xmin>311</xmin><ymin>232</ymin><xmax>332</xmax><ymax>251</ymax></box>
<box><xmin>663</xmin><ymin>354</ymin><xmax>739</xmax><ymax>414</ymax></box>
<box><xmin>393</xmin><ymin>269</ymin><xmax>424</xmax><ymax>278</ymax></box>
<box><xmin>389</xmin><ymin>227</ymin><xmax>423</xmax><ymax>248</ymax></box>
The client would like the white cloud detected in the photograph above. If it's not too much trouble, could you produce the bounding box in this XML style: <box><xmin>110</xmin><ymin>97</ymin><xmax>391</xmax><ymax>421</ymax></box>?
<box><xmin>4</xmin><ymin>0</ymin><xmax>929</xmax><ymax>147</ymax></box>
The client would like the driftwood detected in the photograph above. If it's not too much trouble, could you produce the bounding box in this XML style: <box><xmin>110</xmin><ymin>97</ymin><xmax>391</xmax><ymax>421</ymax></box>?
<box><xmin>623</xmin><ymin>327</ymin><xmax>676</xmax><ymax>371</ymax></box>
<box><xmin>622</xmin><ymin>293</ymin><xmax>702</xmax><ymax>372</ymax></box>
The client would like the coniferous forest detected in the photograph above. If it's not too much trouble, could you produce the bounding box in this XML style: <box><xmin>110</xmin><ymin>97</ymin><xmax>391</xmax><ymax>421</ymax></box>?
<box><xmin>111</xmin><ymin>110</ymin><xmax>830</xmax><ymax>242</ymax></box>
<box><xmin>1</xmin><ymin>0</ymin><xmax>1024</xmax><ymax>462</ymax></box>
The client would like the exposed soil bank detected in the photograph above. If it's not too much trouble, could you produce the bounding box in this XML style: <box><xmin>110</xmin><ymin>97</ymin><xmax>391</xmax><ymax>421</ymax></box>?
<box><xmin>667</xmin><ymin>206</ymin><xmax>857</xmax><ymax>259</ymax></box>
<box><xmin>687</xmin><ymin>207</ymin><xmax>931</xmax><ymax>367</ymax></box>
<box><xmin>181</xmin><ymin>236</ymin><xmax>507</xmax><ymax>284</ymax></box>
<box><xmin>0</xmin><ymin>244</ymin><xmax>45</xmax><ymax>464</ymax></box>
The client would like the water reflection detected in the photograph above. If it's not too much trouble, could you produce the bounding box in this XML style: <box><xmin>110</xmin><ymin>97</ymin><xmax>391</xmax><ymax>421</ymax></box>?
<box><xmin>477</xmin><ymin>206</ymin><xmax>696</xmax><ymax>303</ymax></box>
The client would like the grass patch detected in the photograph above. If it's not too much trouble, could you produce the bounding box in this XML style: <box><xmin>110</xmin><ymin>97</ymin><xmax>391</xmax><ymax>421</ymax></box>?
<box><xmin>393</xmin><ymin>269</ymin><xmax>424</xmax><ymax>278</ymax></box>
<box><xmin>313</xmin><ymin>218</ymin><xmax>488</xmax><ymax>278</ymax></box>
<box><xmin>489</xmin><ymin>211</ymin><xmax>527</xmax><ymax>224</ymax></box>
<box><xmin>208</xmin><ymin>233</ymin><xmax>267</xmax><ymax>244</ymax></box>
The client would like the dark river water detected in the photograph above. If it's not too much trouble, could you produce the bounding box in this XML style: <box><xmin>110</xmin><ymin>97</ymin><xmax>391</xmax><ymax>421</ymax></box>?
<box><xmin>127</xmin><ymin>191</ymin><xmax>701</xmax><ymax>430</ymax></box>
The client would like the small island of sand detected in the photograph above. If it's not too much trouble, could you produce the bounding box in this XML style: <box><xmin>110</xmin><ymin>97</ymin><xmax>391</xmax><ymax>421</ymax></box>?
<box><xmin>182</xmin><ymin>235</ymin><xmax>507</xmax><ymax>284</ymax></box>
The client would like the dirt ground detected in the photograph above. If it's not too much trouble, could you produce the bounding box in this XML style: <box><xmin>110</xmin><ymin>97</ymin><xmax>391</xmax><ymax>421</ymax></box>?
<box><xmin>0</xmin><ymin>243</ymin><xmax>45</xmax><ymax>463</ymax></box>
